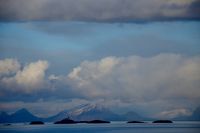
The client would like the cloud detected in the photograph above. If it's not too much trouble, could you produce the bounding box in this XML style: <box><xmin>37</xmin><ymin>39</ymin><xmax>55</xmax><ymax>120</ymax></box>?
<box><xmin>1</xmin><ymin>60</ymin><xmax>49</xmax><ymax>93</ymax></box>
<box><xmin>67</xmin><ymin>54</ymin><xmax>200</xmax><ymax>112</ymax></box>
<box><xmin>156</xmin><ymin>108</ymin><xmax>192</xmax><ymax>119</ymax></box>
<box><xmin>48</xmin><ymin>74</ymin><xmax>60</xmax><ymax>81</ymax></box>
<box><xmin>0</xmin><ymin>0</ymin><xmax>199</xmax><ymax>22</ymax></box>
<box><xmin>0</xmin><ymin>55</ymin><xmax>200</xmax><ymax>116</ymax></box>
<box><xmin>0</xmin><ymin>54</ymin><xmax>200</xmax><ymax>118</ymax></box>
<box><xmin>0</xmin><ymin>58</ymin><xmax>20</xmax><ymax>76</ymax></box>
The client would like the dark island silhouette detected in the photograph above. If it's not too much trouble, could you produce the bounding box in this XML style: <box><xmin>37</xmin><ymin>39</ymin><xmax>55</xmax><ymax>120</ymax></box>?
<box><xmin>76</xmin><ymin>121</ymin><xmax>89</xmax><ymax>123</ymax></box>
<box><xmin>127</xmin><ymin>121</ymin><xmax>145</xmax><ymax>123</ymax></box>
<box><xmin>30</xmin><ymin>121</ymin><xmax>44</xmax><ymax>125</ymax></box>
<box><xmin>86</xmin><ymin>120</ymin><xmax>110</xmax><ymax>124</ymax></box>
<box><xmin>153</xmin><ymin>120</ymin><xmax>173</xmax><ymax>123</ymax></box>
<box><xmin>3</xmin><ymin>123</ymin><xmax>11</xmax><ymax>126</ymax></box>
<box><xmin>54</xmin><ymin>116</ymin><xmax>110</xmax><ymax>124</ymax></box>
<box><xmin>54</xmin><ymin>117</ymin><xmax>77</xmax><ymax>124</ymax></box>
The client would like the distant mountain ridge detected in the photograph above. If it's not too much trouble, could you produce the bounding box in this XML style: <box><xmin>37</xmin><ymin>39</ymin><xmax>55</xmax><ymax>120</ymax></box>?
<box><xmin>0</xmin><ymin>104</ymin><xmax>145</xmax><ymax>123</ymax></box>
<box><xmin>0</xmin><ymin>108</ymin><xmax>41</xmax><ymax>123</ymax></box>
<box><xmin>1</xmin><ymin>104</ymin><xmax>200</xmax><ymax>123</ymax></box>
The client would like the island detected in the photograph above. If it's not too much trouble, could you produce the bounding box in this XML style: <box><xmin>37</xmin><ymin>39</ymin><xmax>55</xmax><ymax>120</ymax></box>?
<box><xmin>76</xmin><ymin>121</ymin><xmax>89</xmax><ymax>123</ymax></box>
<box><xmin>127</xmin><ymin>121</ymin><xmax>145</xmax><ymax>123</ymax></box>
<box><xmin>153</xmin><ymin>120</ymin><xmax>173</xmax><ymax>123</ymax></box>
<box><xmin>3</xmin><ymin>123</ymin><xmax>11</xmax><ymax>126</ymax></box>
<box><xmin>87</xmin><ymin>120</ymin><xmax>110</xmax><ymax>124</ymax></box>
<box><xmin>54</xmin><ymin>118</ymin><xmax>77</xmax><ymax>124</ymax></box>
<box><xmin>30</xmin><ymin>121</ymin><xmax>44</xmax><ymax>125</ymax></box>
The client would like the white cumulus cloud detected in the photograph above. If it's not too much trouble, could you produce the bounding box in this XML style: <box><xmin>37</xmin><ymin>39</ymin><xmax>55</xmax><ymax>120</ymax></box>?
<box><xmin>1</xmin><ymin>60</ymin><xmax>49</xmax><ymax>93</ymax></box>
<box><xmin>0</xmin><ymin>58</ymin><xmax>21</xmax><ymax>76</ymax></box>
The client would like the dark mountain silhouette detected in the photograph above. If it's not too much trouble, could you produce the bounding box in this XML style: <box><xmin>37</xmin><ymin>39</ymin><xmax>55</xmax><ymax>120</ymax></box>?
<box><xmin>0</xmin><ymin>111</ymin><xmax>10</xmax><ymax>123</ymax></box>
<box><xmin>0</xmin><ymin>108</ymin><xmax>41</xmax><ymax>123</ymax></box>
<box><xmin>9</xmin><ymin>108</ymin><xmax>41</xmax><ymax>123</ymax></box>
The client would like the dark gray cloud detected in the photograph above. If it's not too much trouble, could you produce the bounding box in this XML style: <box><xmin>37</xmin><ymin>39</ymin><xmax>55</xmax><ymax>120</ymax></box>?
<box><xmin>0</xmin><ymin>0</ymin><xmax>199</xmax><ymax>22</ymax></box>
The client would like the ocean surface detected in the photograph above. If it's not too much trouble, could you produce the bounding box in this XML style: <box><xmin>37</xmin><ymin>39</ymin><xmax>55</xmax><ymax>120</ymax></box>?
<box><xmin>0</xmin><ymin>121</ymin><xmax>200</xmax><ymax>133</ymax></box>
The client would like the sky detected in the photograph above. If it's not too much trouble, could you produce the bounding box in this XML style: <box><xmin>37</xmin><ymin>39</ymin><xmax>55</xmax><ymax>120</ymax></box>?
<box><xmin>0</xmin><ymin>0</ymin><xmax>200</xmax><ymax>119</ymax></box>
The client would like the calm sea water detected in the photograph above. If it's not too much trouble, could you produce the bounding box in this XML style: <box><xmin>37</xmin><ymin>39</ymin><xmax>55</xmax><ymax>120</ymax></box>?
<box><xmin>0</xmin><ymin>121</ymin><xmax>200</xmax><ymax>133</ymax></box>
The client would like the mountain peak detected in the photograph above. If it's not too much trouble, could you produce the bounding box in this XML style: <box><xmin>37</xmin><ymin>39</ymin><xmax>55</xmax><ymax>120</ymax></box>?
<box><xmin>0</xmin><ymin>111</ymin><xmax>9</xmax><ymax>117</ymax></box>
<box><xmin>14</xmin><ymin>108</ymin><xmax>30</xmax><ymax>115</ymax></box>
<box><xmin>68</xmin><ymin>103</ymin><xmax>108</xmax><ymax>117</ymax></box>
<box><xmin>0</xmin><ymin>108</ymin><xmax>40</xmax><ymax>123</ymax></box>
<box><xmin>0</xmin><ymin>111</ymin><xmax>8</xmax><ymax>115</ymax></box>
<box><xmin>11</xmin><ymin>108</ymin><xmax>39</xmax><ymax>121</ymax></box>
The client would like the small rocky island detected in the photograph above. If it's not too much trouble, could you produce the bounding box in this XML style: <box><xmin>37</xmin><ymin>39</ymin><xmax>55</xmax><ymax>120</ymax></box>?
<box><xmin>3</xmin><ymin>123</ymin><xmax>11</xmax><ymax>126</ymax></box>
<box><xmin>127</xmin><ymin>121</ymin><xmax>145</xmax><ymax>123</ymax></box>
<box><xmin>54</xmin><ymin>118</ymin><xmax>77</xmax><ymax>124</ymax></box>
<box><xmin>153</xmin><ymin>120</ymin><xmax>173</xmax><ymax>123</ymax></box>
<box><xmin>87</xmin><ymin>120</ymin><xmax>110</xmax><ymax>124</ymax></box>
<box><xmin>54</xmin><ymin>116</ymin><xmax>110</xmax><ymax>124</ymax></box>
<box><xmin>30</xmin><ymin>121</ymin><xmax>44</xmax><ymax>125</ymax></box>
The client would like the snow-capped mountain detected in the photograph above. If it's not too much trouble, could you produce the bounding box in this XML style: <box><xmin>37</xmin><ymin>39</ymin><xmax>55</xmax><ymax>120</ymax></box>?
<box><xmin>44</xmin><ymin>104</ymin><xmax>101</xmax><ymax>121</ymax></box>
<box><xmin>45</xmin><ymin>103</ymin><xmax>144</xmax><ymax>121</ymax></box>
<box><xmin>68</xmin><ymin>103</ymin><xmax>101</xmax><ymax>116</ymax></box>
<box><xmin>45</xmin><ymin>103</ymin><xmax>119</xmax><ymax>121</ymax></box>
<box><xmin>68</xmin><ymin>103</ymin><xmax>107</xmax><ymax>117</ymax></box>
<box><xmin>67</xmin><ymin>103</ymin><xmax>120</xmax><ymax>121</ymax></box>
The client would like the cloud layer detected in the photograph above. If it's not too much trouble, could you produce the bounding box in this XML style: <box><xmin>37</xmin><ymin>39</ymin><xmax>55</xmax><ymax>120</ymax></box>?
<box><xmin>67</xmin><ymin>54</ymin><xmax>200</xmax><ymax>113</ymax></box>
<box><xmin>0</xmin><ymin>54</ymin><xmax>200</xmax><ymax>117</ymax></box>
<box><xmin>0</xmin><ymin>0</ymin><xmax>199</xmax><ymax>22</ymax></box>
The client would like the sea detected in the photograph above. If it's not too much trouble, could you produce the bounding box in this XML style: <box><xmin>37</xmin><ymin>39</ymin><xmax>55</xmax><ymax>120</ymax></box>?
<box><xmin>0</xmin><ymin>121</ymin><xmax>200</xmax><ymax>133</ymax></box>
